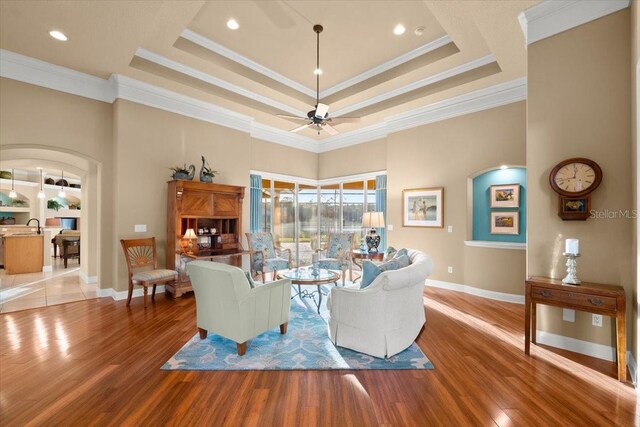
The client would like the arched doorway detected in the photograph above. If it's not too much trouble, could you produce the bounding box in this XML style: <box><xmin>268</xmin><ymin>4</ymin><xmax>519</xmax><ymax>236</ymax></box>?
<box><xmin>0</xmin><ymin>145</ymin><xmax>103</xmax><ymax>310</ymax></box>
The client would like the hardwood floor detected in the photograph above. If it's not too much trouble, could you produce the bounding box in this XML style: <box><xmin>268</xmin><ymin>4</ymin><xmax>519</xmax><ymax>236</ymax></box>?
<box><xmin>0</xmin><ymin>287</ymin><xmax>636</xmax><ymax>426</ymax></box>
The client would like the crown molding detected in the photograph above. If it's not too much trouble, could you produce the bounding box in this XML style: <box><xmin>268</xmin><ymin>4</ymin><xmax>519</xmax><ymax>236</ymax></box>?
<box><xmin>1</xmin><ymin>49</ymin><xmax>526</xmax><ymax>154</ymax></box>
<box><xmin>135</xmin><ymin>48</ymin><xmax>306</xmax><ymax>118</ymax></box>
<box><xmin>249</xmin><ymin>122</ymin><xmax>318</xmax><ymax>153</ymax></box>
<box><xmin>181</xmin><ymin>29</ymin><xmax>316</xmax><ymax>98</ymax></box>
<box><xmin>317</xmin><ymin>78</ymin><xmax>527</xmax><ymax>153</ymax></box>
<box><xmin>320</xmin><ymin>35</ymin><xmax>454</xmax><ymax>98</ymax></box>
<box><xmin>113</xmin><ymin>74</ymin><xmax>253</xmax><ymax>133</ymax></box>
<box><xmin>518</xmin><ymin>0</ymin><xmax>631</xmax><ymax>45</ymax></box>
<box><xmin>180</xmin><ymin>29</ymin><xmax>454</xmax><ymax>101</ymax></box>
<box><xmin>0</xmin><ymin>49</ymin><xmax>115</xmax><ymax>102</ymax></box>
<box><xmin>332</xmin><ymin>54</ymin><xmax>496</xmax><ymax>117</ymax></box>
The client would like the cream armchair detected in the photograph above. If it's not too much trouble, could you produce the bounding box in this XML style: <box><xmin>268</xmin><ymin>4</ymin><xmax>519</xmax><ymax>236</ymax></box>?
<box><xmin>186</xmin><ymin>260</ymin><xmax>292</xmax><ymax>356</ymax></box>
<box><xmin>327</xmin><ymin>249</ymin><xmax>433</xmax><ymax>358</ymax></box>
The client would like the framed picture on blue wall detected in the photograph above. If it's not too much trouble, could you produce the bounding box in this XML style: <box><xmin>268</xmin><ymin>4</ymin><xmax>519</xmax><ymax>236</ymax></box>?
<box><xmin>490</xmin><ymin>211</ymin><xmax>519</xmax><ymax>235</ymax></box>
<box><xmin>490</xmin><ymin>184</ymin><xmax>520</xmax><ymax>208</ymax></box>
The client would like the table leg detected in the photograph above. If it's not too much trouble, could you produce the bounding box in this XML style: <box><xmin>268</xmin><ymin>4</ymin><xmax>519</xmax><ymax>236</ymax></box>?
<box><xmin>531</xmin><ymin>303</ymin><xmax>537</xmax><ymax>344</ymax></box>
<box><xmin>316</xmin><ymin>285</ymin><xmax>322</xmax><ymax>314</ymax></box>
<box><xmin>524</xmin><ymin>282</ymin><xmax>531</xmax><ymax>355</ymax></box>
<box><xmin>616</xmin><ymin>296</ymin><xmax>627</xmax><ymax>382</ymax></box>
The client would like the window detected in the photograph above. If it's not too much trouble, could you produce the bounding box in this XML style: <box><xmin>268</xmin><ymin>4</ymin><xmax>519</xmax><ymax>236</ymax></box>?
<box><xmin>250</xmin><ymin>172</ymin><xmax>386</xmax><ymax>267</ymax></box>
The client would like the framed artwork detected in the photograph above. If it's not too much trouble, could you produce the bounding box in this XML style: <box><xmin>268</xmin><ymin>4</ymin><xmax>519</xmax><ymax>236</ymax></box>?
<box><xmin>490</xmin><ymin>211</ymin><xmax>519</xmax><ymax>235</ymax></box>
<box><xmin>402</xmin><ymin>187</ymin><xmax>444</xmax><ymax>228</ymax></box>
<box><xmin>558</xmin><ymin>196</ymin><xmax>591</xmax><ymax>221</ymax></box>
<box><xmin>490</xmin><ymin>184</ymin><xmax>520</xmax><ymax>208</ymax></box>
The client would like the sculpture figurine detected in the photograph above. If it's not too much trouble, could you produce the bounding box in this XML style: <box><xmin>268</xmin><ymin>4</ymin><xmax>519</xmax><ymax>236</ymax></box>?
<box><xmin>199</xmin><ymin>156</ymin><xmax>218</xmax><ymax>183</ymax></box>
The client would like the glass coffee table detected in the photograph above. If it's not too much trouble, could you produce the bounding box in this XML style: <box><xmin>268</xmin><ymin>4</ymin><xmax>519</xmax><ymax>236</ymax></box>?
<box><xmin>278</xmin><ymin>267</ymin><xmax>340</xmax><ymax>313</ymax></box>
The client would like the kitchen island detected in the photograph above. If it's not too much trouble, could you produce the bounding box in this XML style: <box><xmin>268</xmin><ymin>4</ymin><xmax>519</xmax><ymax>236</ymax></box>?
<box><xmin>3</xmin><ymin>234</ymin><xmax>44</xmax><ymax>274</ymax></box>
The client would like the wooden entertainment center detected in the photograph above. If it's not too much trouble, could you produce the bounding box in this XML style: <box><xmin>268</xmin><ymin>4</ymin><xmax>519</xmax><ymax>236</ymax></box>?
<box><xmin>166</xmin><ymin>180</ymin><xmax>245</xmax><ymax>297</ymax></box>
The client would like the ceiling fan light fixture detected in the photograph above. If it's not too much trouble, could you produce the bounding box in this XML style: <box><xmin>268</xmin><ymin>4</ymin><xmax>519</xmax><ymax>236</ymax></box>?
<box><xmin>393</xmin><ymin>24</ymin><xmax>406</xmax><ymax>35</ymax></box>
<box><xmin>313</xmin><ymin>68</ymin><xmax>322</xmax><ymax>75</ymax></box>
<box><xmin>226</xmin><ymin>19</ymin><xmax>239</xmax><ymax>30</ymax></box>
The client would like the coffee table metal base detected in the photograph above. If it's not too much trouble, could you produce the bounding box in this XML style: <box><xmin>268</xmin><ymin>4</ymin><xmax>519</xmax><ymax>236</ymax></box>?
<box><xmin>278</xmin><ymin>268</ymin><xmax>340</xmax><ymax>314</ymax></box>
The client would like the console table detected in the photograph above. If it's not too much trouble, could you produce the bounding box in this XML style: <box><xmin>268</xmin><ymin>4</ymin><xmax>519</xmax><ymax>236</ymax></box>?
<box><xmin>524</xmin><ymin>276</ymin><xmax>627</xmax><ymax>382</ymax></box>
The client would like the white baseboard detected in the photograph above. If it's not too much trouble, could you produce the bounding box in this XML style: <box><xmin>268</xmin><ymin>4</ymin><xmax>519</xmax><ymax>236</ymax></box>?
<box><xmin>42</xmin><ymin>265</ymin><xmax>52</xmax><ymax>273</ymax></box>
<box><xmin>99</xmin><ymin>285</ymin><xmax>166</xmax><ymax>301</ymax></box>
<box><xmin>80</xmin><ymin>271</ymin><xmax>98</xmax><ymax>284</ymax></box>
<box><xmin>426</xmin><ymin>279</ymin><xmax>524</xmax><ymax>304</ymax></box>
<box><xmin>536</xmin><ymin>330</ymin><xmax>615</xmax><ymax>362</ymax></box>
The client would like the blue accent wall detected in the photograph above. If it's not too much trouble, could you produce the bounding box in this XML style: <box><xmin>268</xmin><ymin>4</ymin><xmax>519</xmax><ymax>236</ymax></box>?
<box><xmin>472</xmin><ymin>168</ymin><xmax>526</xmax><ymax>242</ymax></box>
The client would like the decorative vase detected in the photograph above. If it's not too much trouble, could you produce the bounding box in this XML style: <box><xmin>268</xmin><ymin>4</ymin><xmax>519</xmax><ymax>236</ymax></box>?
<box><xmin>199</xmin><ymin>156</ymin><xmax>215</xmax><ymax>183</ymax></box>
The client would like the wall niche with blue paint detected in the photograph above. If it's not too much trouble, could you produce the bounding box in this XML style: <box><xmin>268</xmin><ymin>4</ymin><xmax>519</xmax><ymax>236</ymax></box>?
<box><xmin>472</xmin><ymin>167</ymin><xmax>526</xmax><ymax>243</ymax></box>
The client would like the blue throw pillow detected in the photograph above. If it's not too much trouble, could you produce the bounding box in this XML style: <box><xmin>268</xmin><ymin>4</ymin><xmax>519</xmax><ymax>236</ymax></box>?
<box><xmin>360</xmin><ymin>258</ymin><xmax>402</xmax><ymax>289</ymax></box>
<box><xmin>393</xmin><ymin>248</ymin><xmax>409</xmax><ymax>259</ymax></box>
<box><xmin>395</xmin><ymin>254</ymin><xmax>410</xmax><ymax>268</ymax></box>
<box><xmin>384</xmin><ymin>246</ymin><xmax>397</xmax><ymax>261</ymax></box>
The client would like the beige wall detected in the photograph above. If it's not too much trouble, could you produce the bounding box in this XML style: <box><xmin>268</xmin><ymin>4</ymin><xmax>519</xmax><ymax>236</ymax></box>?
<box><xmin>528</xmin><ymin>10</ymin><xmax>632</xmax><ymax>346</ymax></box>
<box><xmin>387</xmin><ymin>102</ymin><xmax>527</xmax><ymax>294</ymax></box>
<box><xmin>251</xmin><ymin>139</ymin><xmax>318</xmax><ymax>179</ymax></box>
<box><xmin>318</xmin><ymin>138</ymin><xmax>387</xmax><ymax>179</ymax></box>
<box><xmin>632</xmin><ymin>0</ymin><xmax>639</xmax><ymax>372</ymax></box>
<box><xmin>0</xmin><ymin>77</ymin><xmax>115</xmax><ymax>287</ymax></box>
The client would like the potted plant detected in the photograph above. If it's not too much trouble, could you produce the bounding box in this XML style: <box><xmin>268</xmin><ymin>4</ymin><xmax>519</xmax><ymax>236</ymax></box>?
<box><xmin>47</xmin><ymin>200</ymin><xmax>63</xmax><ymax>211</ymax></box>
<box><xmin>170</xmin><ymin>164</ymin><xmax>195</xmax><ymax>180</ymax></box>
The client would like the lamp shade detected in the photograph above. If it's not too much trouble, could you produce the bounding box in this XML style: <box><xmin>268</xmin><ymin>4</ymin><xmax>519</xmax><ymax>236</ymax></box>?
<box><xmin>183</xmin><ymin>228</ymin><xmax>197</xmax><ymax>239</ymax></box>
<box><xmin>362</xmin><ymin>211</ymin><xmax>385</xmax><ymax>229</ymax></box>
<box><xmin>45</xmin><ymin>217</ymin><xmax>61</xmax><ymax>227</ymax></box>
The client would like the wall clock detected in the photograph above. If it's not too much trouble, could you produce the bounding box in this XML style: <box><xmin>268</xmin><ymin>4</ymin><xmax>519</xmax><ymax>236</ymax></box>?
<box><xmin>549</xmin><ymin>157</ymin><xmax>602</xmax><ymax>220</ymax></box>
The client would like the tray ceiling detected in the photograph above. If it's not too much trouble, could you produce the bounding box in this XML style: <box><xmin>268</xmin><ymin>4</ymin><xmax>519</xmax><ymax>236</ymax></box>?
<box><xmin>0</xmin><ymin>0</ymin><xmax>540</xmax><ymax>142</ymax></box>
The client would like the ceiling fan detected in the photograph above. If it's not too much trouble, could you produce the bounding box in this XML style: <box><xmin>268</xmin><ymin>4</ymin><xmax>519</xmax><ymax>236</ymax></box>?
<box><xmin>277</xmin><ymin>24</ymin><xmax>361</xmax><ymax>136</ymax></box>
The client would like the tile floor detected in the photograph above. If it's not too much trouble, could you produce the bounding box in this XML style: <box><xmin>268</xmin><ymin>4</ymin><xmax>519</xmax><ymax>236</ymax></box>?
<box><xmin>0</xmin><ymin>257</ymin><xmax>97</xmax><ymax>313</ymax></box>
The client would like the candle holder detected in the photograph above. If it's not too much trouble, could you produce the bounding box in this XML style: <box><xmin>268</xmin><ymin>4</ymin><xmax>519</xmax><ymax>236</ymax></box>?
<box><xmin>561</xmin><ymin>252</ymin><xmax>581</xmax><ymax>285</ymax></box>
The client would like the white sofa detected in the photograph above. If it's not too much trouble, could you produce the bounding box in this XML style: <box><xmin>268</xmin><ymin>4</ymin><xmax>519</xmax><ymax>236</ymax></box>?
<box><xmin>326</xmin><ymin>249</ymin><xmax>434</xmax><ymax>358</ymax></box>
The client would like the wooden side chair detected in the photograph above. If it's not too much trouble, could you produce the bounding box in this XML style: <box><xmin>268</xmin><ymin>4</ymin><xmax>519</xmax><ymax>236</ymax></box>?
<box><xmin>120</xmin><ymin>237</ymin><xmax>178</xmax><ymax>308</ymax></box>
<box><xmin>245</xmin><ymin>232</ymin><xmax>292</xmax><ymax>282</ymax></box>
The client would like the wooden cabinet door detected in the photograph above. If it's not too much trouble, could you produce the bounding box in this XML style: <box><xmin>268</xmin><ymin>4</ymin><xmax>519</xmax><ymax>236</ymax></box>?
<box><xmin>181</xmin><ymin>191</ymin><xmax>213</xmax><ymax>216</ymax></box>
<box><xmin>213</xmin><ymin>194</ymin><xmax>239</xmax><ymax>216</ymax></box>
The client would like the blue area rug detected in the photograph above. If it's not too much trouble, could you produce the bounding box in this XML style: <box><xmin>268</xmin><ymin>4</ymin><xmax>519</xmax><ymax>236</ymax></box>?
<box><xmin>162</xmin><ymin>294</ymin><xmax>434</xmax><ymax>371</ymax></box>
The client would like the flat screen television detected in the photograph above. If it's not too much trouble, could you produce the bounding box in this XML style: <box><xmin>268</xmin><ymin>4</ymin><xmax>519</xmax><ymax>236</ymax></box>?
<box><xmin>59</xmin><ymin>218</ymin><xmax>77</xmax><ymax>230</ymax></box>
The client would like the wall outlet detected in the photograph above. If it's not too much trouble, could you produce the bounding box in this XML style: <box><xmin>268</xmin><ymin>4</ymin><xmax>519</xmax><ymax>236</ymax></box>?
<box><xmin>562</xmin><ymin>309</ymin><xmax>575</xmax><ymax>322</ymax></box>
<box><xmin>387</xmin><ymin>224</ymin><xmax>394</xmax><ymax>231</ymax></box>
<box><xmin>592</xmin><ymin>314</ymin><xmax>603</xmax><ymax>327</ymax></box>
<box><xmin>447</xmin><ymin>266</ymin><xmax>453</xmax><ymax>274</ymax></box>
<box><xmin>134</xmin><ymin>224</ymin><xmax>147</xmax><ymax>233</ymax></box>
<box><xmin>447</xmin><ymin>225</ymin><xmax>453</xmax><ymax>233</ymax></box>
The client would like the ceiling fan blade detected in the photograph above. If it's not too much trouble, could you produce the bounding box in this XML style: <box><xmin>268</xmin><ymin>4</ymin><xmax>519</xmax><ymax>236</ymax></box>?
<box><xmin>277</xmin><ymin>114</ymin><xmax>312</xmax><ymax>123</ymax></box>
<box><xmin>322</xmin><ymin>123</ymin><xmax>339</xmax><ymax>136</ymax></box>
<box><xmin>291</xmin><ymin>124</ymin><xmax>312</xmax><ymax>133</ymax></box>
<box><xmin>327</xmin><ymin>117</ymin><xmax>361</xmax><ymax>124</ymax></box>
<box><xmin>315</xmin><ymin>103</ymin><xmax>330</xmax><ymax>119</ymax></box>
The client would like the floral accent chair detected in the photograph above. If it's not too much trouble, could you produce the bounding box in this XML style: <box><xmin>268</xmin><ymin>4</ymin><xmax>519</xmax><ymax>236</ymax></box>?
<box><xmin>315</xmin><ymin>232</ymin><xmax>355</xmax><ymax>285</ymax></box>
<box><xmin>245</xmin><ymin>232</ymin><xmax>292</xmax><ymax>282</ymax></box>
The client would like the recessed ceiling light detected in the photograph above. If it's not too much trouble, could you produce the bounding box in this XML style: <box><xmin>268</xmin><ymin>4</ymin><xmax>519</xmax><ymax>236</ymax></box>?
<box><xmin>313</xmin><ymin>68</ymin><xmax>322</xmax><ymax>75</ymax></box>
<box><xmin>393</xmin><ymin>24</ymin><xmax>406</xmax><ymax>36</ymax></box>
<box><xmin>414</xmin><ymin>26</ymin><xmax>425</xmax><ymax>36</ymax></box>
<box><xmin>49</xmin><ymin>30</ymin><xmax>67</xmax><ymax>41</ymax></box>
<box><xmin>500</xmin><ymin>165</ymin><xmax>509</xmax><ymax>170</ymax></box>
<box><xmin>226</xmin><ymin>19</ymin><xmax>239</xmax><ymax>30</ymax></box>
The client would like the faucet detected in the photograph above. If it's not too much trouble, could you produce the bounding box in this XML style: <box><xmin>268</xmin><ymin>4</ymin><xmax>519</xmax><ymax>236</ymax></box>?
<box><xmin>26</xmin><ymin>218</ymin><xmax>41</xmax><ymax>235</ymax></box>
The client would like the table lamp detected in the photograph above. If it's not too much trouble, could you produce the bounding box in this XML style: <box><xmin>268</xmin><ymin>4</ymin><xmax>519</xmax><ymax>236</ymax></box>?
<box><xmin>362</xmin><ymin>211</ymin><xmax>385</xmax><ymax>252</ymax></box>
<box><xmin>183</xmin><ymin>228</ymin><xmax>197</xmax><ymax>254</ymax></box>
